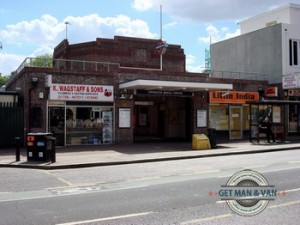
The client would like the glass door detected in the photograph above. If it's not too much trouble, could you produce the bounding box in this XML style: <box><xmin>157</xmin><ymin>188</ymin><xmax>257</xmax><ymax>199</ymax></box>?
<box><xmin>229</xmin><ymin>106</ymin><xmax>243</xmax><ymax>139</ymax></box>
<box><xmin>48</xmin><ymin>106</ymin><xmax>65</xmax><ymax>146</ymax></box>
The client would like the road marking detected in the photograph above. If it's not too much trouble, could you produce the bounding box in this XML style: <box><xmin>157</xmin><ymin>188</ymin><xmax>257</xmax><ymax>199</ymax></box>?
<box><xmin>180</xmin><ymin>214</ymin><xmax>232</xmax><ymax>225</ymax></box>
<box><xmin>288</xmin><ymin>160</ymin><xmax>300</xmax><ymax>164</ymax></box>
<box><xmin>57</xmin><ymin>177</ymin><xmax>73</xmax><ymax>186</ymax></box>
<box><xmin>188</xmin><ymin>169</ymin><xmax>221</xmax><ymax>174</ymax></box>
<box><xmin>40</xmin><ymin>170</ymin><xmax>73</xmax><ymax>186</ymax></box>
<box><xmin>284</xmin><ymin>187</ymin><xmax>300</xmax><ymax>193</ymax></box>
<box><xmin>56</xmin><ymin>212</ymin><xmax>153</xmax><ymax>225</ymax></box>
<box><xmin>0</xmin><ymin>192</ymin><xmax>10</xmax><ymax>195</ymax></box>
<box><xmin>243</xmin><ymin>164</ymin><xmax>268</xmax><ymax>169</ymax></box>
<box><xmin>269</xmin><ymin>200</ymin><xmax>300</xmax><ymax>209</ymax></box>
<box><xmin>216</xmin><ymin>200</ymin><xmax>226</xmax><ymax>204</ymax></box>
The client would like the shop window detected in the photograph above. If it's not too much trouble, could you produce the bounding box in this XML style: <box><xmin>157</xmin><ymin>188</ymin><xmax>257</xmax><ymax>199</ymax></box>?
<box><xmin>288</xmin><ymin>103</ymin><xmax>298</xmax><ymax>132</ymax></box>
<box><xmin>65</xmin><ymin>106</ymin><xmax>113</xmax><ymax>145</ymax></box>
<box><xmin>209</xmin><ymin>104</ymin><xmax>228</xmax><ymax>130</ymax></box>
<box><xmin>30</xmin><ymin>107</ymin><xmax>42</xmax><ymax>128</ymax></box>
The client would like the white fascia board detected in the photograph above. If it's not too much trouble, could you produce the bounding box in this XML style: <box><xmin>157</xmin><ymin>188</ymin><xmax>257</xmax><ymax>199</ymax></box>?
<box><xmin>119</xmin><ymin>79</ymin><xmax>232</xmax><ymax>90</ymax></box>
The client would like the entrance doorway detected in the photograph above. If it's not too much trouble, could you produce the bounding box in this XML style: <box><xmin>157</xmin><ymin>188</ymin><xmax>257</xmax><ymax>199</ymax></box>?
<box><xmin>229</xmin><ymin>106</ymin><xmax>243</xmax><ymax>139</ymax></box>
<box><xmin>134</xmin><ymin>97</ymin><xmax>192</xmax><ymax>142</ymax></box>
<box><xmin>48</xmin><ymin>106</ymin><xmax>65</xmax><ymax>146</ymax></box>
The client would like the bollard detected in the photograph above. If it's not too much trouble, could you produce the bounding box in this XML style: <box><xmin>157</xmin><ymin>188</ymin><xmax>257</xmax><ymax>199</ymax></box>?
<box><xmin>51</xmin><ymin>137</ymin><xmax>56</xmax><ymax>163</ymax></box>
<box><xmin>15</xmin><ymin>137</ymin><xmax>20</xmax><ymax>162</ymax></box>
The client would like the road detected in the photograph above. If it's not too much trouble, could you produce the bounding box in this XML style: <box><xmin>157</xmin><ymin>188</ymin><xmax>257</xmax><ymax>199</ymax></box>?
<box><xmin>0</xmin><ymin>149</ymin><xmax>300</xmax><ymax>224</ymax></box>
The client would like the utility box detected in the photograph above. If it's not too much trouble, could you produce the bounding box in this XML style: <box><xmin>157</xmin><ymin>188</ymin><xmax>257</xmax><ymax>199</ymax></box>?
<box><xmin>192</xmin><ymin>134</ymin><xmax>211</xmax><ymax>150</ymax></box>
<box><xmin>26</xmin><ymin>133</ymin><xmax>53</xmax><ymax>161</ymax></box>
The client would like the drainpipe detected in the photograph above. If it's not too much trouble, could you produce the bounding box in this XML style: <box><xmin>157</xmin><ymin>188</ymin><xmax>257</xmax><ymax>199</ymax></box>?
<box><xmin>28</xmin><ymin>77</ymin><xmax>38</xmax><ymax>132</ymax></box>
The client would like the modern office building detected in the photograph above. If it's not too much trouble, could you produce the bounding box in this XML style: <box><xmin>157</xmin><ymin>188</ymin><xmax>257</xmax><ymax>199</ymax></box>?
<box><xmin>211</xmin><ymin>3</ymin><xmax>300</xmax><ymax>134</ymax></box>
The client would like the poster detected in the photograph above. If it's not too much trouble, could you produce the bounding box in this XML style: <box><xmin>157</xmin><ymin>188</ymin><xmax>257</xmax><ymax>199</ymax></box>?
<box><xmin>102</xmin><ymin>111</ymin><xmax>113</xmax><ymax>143</ymax></box>
<box><xmin>197</xmin><ymin>109</ymin><xmax>207</xmax><ymax>127</ymax></box>
<box><xmin>272</xmin><ymin>106</ymin><xmax>281</xmax><ymax>123</ymax></box>
<box><xmin>119</xmin><ymin>108</ymin><xmax>131</xmax><ymax>128</ymax></box>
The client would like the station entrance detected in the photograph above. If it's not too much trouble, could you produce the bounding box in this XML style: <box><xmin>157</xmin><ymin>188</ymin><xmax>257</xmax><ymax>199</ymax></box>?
<box><xmin>133</xmin><ymin>96</ymin><xmax>192</xmax><ymax>142</ymax></box>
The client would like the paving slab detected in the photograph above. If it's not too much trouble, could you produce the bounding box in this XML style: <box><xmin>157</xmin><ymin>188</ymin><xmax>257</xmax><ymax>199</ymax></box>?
<box><xmin>0</xmin><ymin>140</ymin><xmax>299</xmax><ymax>170</ymax></box>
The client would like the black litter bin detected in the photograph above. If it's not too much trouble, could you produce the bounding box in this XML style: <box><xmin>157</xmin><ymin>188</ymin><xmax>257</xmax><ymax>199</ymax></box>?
<box><xmin>26</xmin><ymin>133</ymin><xmax>53</xmax><ymax>161</ymax></box>
<box><xmin>207</xmin><ymin>128</ymin><xmax>217</xmax><ymax>149</ymax></box>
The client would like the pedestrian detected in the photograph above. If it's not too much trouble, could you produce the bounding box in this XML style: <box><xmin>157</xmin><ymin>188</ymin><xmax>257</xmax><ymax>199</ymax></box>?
<box><xmin>261</xmin><ymin>116</ymin><xmax>275</xmax><ymax>143</ymax></box>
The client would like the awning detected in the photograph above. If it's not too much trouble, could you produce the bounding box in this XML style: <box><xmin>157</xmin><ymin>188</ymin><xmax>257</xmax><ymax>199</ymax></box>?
<box><xmin>119</xmin><ymin>79</ymin><xmax>233</xmax><ymax>92</ymax></box>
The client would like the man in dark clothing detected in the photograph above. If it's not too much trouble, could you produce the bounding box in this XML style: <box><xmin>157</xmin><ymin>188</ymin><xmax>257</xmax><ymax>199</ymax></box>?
<box><xmin>260</xmin><ymin>116</ymin><xmax>275</xmax><ymax>143</ymax></box>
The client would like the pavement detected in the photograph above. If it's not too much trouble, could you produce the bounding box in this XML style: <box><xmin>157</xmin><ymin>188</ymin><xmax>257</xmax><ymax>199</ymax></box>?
<box><xmin>0</xmin><ymin>139</ymin><xmax>300</xmax><ymax>170</ymax></box>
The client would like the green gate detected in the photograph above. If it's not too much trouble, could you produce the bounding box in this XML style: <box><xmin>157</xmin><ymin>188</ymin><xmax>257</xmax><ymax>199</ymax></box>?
<box><xmin>0</xmin><ymin>102</ymin><xmax>24</xmax><ymax>148</ymax></box>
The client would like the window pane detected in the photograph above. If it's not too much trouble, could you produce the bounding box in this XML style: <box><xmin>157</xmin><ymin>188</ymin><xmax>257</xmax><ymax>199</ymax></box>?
<box><xmin>293</xmin><ymin>41</ymin><xmax>298</xmax><ymax>65</ymax></box>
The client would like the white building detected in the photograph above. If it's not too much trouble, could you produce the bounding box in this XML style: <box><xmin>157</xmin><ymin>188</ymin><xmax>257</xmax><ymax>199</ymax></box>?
<box><xmin>211</xmin><ymin>3</ymin><xmax>300</xmax><ymax>84</ymax></box>
<box><xmin>210</xmin><ymin>3</ymin><xmax>300</xmax><ymax>134</ymax></box>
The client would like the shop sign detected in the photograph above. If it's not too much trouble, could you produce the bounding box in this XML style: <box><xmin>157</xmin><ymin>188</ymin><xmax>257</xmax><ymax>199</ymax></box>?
<box><xmin>210</xmin><ymin>91</ymin><xmax>259</xmax><ymax>104</ymax></box>
<box><xmin>49</xmin><ymin>84</ymin><xmax>114</xmax><ymax>102</ymax></box>
<box><xmin>137</xmin><ymin>89</ymin><xmax>193</xmax><ymax>97</ymax></box>
<box><xmin>288</xmin><ymin>89</ymin><xmax>300</xmax><ymax>96</ymax></box>
<box><xmin>265</xmin><ymin>87</ymin><xmax>278</xmax><ymax>97</ymax></box>
<box><xmin>282</xmin><ymin>74</ymin><xmax>300</xmax><ymax>89</ymax></box>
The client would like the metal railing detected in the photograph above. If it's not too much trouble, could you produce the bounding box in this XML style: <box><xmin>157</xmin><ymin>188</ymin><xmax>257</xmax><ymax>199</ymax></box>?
<box><xmin>208</xmin><ymin>69</ymin><xmax>269</xmax><ymax>81</ymax></box>
<box><xmin>15</xmin><ymin>57</ymin><xmax>120</xmax><ymax>75</ymax></box>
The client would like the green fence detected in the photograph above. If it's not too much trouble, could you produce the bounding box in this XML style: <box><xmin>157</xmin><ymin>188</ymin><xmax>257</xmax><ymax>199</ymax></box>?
<box><xmin>0</xmin><ymin>102</ymin><xmax>24</xmax><ymax>148</ymax></box>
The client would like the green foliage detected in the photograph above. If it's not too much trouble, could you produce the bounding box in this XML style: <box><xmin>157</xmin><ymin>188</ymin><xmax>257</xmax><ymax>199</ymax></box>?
<box><xmin>31</xmin><ymin>54</ymin><xmax>53</xmax><ymax>67</ymax></box>
<box><xmin>0</xmin><ymin>75</ymin><xmax>9</xmax><ymax>86</ymax></box>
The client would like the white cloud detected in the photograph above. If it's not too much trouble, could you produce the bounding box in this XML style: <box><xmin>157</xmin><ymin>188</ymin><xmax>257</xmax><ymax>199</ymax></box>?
<box><xmin>186</xmin><ymin>54</ymin><xmax>204</xmax><ymax>72</ymax></box>
<box><xmin>0</xmin><ymin>53</ymin><xmax>25</xmax><ymax>75</ymax></box>
<box><xmin>61</xmin><ymin>14</ymin><xmax>157</xmax><ymax>42</ymax></box>
<box><xmin>32</xmin><ymin>46</ymin><xmax>54</xmax><ymax>57</ymax></box>
<box><xmin>198</xmin><ymin>24</ymin><xmax>240</xmax><ymax>44</ymax></box>
<box><xmin>164</xmin><ymin>21</ymin><xmax>178</xmax><ymax>29</ymax></box>
<box><xmin>1</xmin><ymin>14</ymin><xmax>61</xmax><ymax>47</ymax></box>
<box><xmin>132</xmin><ymin>0</ymin><xmax>296</xmax><ymax>23</ymax></box>
<box><xmin>132</xmin><ymin>0</ymin><xmax>154</xmax><ymax>11</ymax></box>
<box><xmin>0</xmin><ymin>13</ymin><xmax>157</xmax><ymax>74</ymax></box>
<box><xmin>0</xmin><ymin>13</ymin><xmax>157</xmax><ymax>48</ymax></box>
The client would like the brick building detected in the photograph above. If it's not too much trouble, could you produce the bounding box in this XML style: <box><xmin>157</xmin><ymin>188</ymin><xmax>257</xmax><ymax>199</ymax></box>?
<box><xmin>6</xmin><ymin>36</ymin><xmax>268</xmax><ymax>146</ymax></box>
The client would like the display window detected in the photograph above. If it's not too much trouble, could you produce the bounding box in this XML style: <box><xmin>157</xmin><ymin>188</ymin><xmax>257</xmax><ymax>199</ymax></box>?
<box><xmin>209</xmin><ymin>104</ymin><xmax>251</xmax><ymax>131</ymax></box>
<box><xmin>48</xmin><ymin>103</ymin><xmax>114</xmax><ymax>146</ymax></box>
<box><xmin>288</xmin><ymin>103</ymin><xmax>298</xmax><ymax>132</ymax></box>
<box><xmin>65</xmin><ymin>106</ymin><xmax>113</xmax><ymax>145</ymax></box>
<box><xmin>209</xmin><ymin>104</ymin><xmax>229</xmax><ymax>130</ymax></box>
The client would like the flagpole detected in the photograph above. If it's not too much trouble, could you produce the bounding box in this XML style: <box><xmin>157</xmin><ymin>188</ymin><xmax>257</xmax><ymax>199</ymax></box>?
<box><xmin>160</xmin><ymin>5</ymin><xmax>163</xmax><ymax>70</ymax></box>
<box><xmin>160</xmin><ymin>5</ymin><xmax>162</xmax><ymax>40</ymax></box>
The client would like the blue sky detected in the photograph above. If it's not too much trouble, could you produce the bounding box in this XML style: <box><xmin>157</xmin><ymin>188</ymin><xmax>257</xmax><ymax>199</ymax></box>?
<box><xmin>0</xmin><ymin>0</ymin><xmax>299</xmax><ymax>75</ymax></box>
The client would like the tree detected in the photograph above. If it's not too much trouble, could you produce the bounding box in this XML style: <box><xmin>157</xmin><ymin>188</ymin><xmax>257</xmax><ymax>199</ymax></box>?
<box><xmin>30</xmin><ymin>53</ymin><xmax>53</xmax><ymax>68</ymax></box>
<box><xmin>0</xmin><ymin>75</ymin><xmax>9</xmax><ymax>86</ymax></box>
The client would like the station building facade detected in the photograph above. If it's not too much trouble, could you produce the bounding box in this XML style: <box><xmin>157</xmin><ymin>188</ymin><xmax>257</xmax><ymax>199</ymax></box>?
<box><xmin>6</xmin><ymin>36</ymin><xmax>268</xmax><ymax>146</ymax></box>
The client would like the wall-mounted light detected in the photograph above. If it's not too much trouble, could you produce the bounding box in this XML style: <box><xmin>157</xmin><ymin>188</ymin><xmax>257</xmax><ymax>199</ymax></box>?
<box><xmin>39</xmin><ymin>92</ymin><xmax>44</xmax><ymax>99</ymax></box>
<box><xmin>31</xmin><ymin>77</ymin><xmax>38</xmax><ymax>87</ymax></box>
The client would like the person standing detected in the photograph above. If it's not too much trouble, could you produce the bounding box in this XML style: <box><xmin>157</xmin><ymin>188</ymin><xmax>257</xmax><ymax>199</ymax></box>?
<box><xmin>262</xmin><ymin>116</ymin><xmax>275</xmax><ymax>143</ymax></box>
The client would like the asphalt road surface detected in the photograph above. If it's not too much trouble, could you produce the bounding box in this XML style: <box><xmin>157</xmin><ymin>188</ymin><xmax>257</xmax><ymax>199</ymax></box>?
<box><xmin>0</xmin><ymin>149</ymin><xmax>299</xmax><ymax>225</ymax></box>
